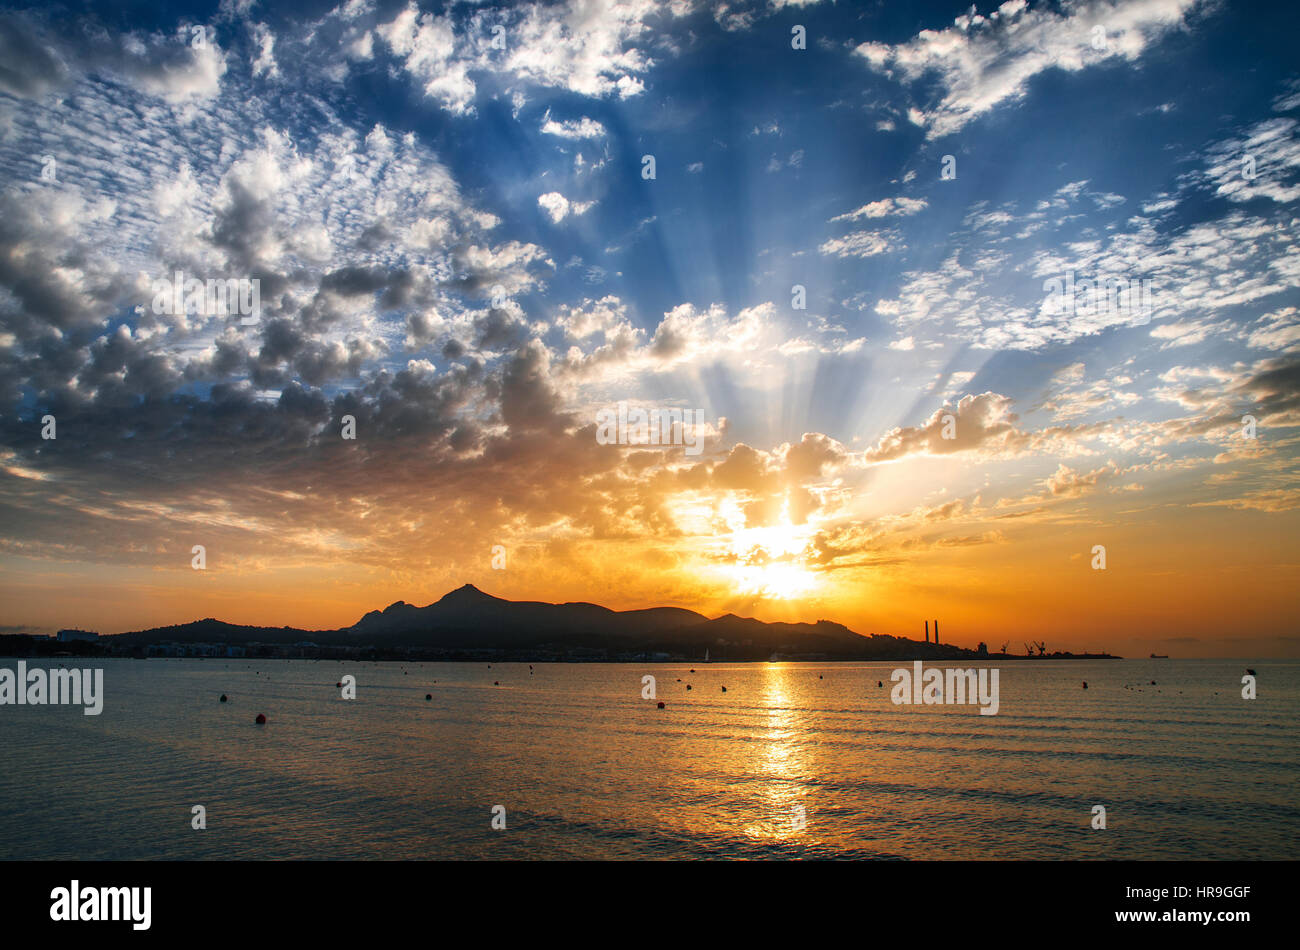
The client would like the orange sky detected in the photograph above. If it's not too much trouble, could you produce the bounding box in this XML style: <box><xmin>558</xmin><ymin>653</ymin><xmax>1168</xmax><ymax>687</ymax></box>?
<box><xmin>5</xmin><ymin>438</ymin><xmax>1296</xmax><ymax>658</ymax></box>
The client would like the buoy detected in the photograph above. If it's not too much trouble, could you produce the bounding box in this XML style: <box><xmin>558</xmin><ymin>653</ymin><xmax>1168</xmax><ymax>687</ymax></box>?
<box><xmin>425</xmin><ymin>694</ymin><xmax>432</xmax><ymax>701</ymax></box>
<box><xmin>656</xmin><ymin>701</ymin><xmax>665</xmax><ymax>709</ymax></box>
<box><xmin>1150</xmin><ymin>680</ymin><xmax>1156</xmax><ymax>685</ymax></box>
<box><xmin>336</xmin><ymin>682</ymin><xmax>342</xmax><ymax>687</ymax></box>
<box><xmin>877</xmin><ymin>681</ymin><xmax>883</xmax><ymax>687</ymax></box>
<box><xmin>219</xmin><ymin>694</ymin><xmax>227</xmax><ymax>702</ymax></box>
<box><xmin>494</xmin><ymin>681</ymin><xmax>500</xmax><ymax>686</ymax></box>
<box><xmin>254</xmin><ymin>713</ymin><xmax>266</xmax><ymax>724</ymax></box>
<box><xmin>686</xmin><ymin>684</ymin><xmax>692</xmax><ymax>690</ymax></box>
<box><xmin>1246</xmin><ymin>668</ymin><xmax>1256</xmax><ymax>676</ymax></box>
<box><xmin>1082</xmin><ymin>682</ymin><xmax>1088</xmax><ymax>689</ymax></box>
<box><xmin>721</xmin><ymin>686</ymin><xmax>727</xmax><ymax>692</ymax></box>
<box><xmin>689</xmin><ymin>669</ymin><xmax>695</xmax><ymax>673</ymax></box>
<box><xmin>819</xmin><ymin>675</ymin><xmax>823</xmax><ymax>679</ymax></box>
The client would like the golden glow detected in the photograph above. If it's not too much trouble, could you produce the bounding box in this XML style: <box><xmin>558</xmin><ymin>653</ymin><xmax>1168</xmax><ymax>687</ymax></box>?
<box><xmin>743</xmin><ymin>664</ymin><xmax>810</xmax><ymax>842</ymax></box>
<box><xmin>716</xmin><ymin>500</ymin><xmax>821</xmax><ymax>600</ymax></box>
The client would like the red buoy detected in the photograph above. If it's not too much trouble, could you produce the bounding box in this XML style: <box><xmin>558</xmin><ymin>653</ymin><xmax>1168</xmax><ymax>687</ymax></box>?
<box><xmin>657</xmin><ymin>701</ymin><xmax>665</xmax><ymax>709</ymax></box>
<box><xmin>255</xmin><ymin>713</ymin><xmax>266</xmax><ymax>724</ymax></box>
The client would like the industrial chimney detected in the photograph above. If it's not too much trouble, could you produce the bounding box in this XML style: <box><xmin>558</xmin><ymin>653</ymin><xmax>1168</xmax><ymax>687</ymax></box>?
<box><xmin>924</xmin><ymin>620</ymin><xmax>929</xmax><ymax>643</ymax></box>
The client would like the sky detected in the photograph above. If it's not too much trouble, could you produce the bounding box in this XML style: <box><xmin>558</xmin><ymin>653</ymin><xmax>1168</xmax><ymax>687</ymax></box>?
<box><xmin>0</xmin><ymin>0</ymin><xmax>1297</xmax><ymax>657</ymax></box>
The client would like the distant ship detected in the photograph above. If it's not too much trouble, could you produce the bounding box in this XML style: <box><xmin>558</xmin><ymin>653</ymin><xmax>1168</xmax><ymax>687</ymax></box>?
<box><xmin>1150</xmin><ymin>653</ymin><xmax>1169</xmax><ymax>658</ymax></box>
<box><xmin>704</xmin><ymin>648</ymin><xmax>710</xmax><ymax>663</ymax></box>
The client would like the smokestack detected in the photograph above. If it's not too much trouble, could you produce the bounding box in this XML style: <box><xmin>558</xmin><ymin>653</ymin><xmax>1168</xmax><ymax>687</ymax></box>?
<box><xmin>934</xmin><ymin>620</ymin><xmax>939</xmax><ymax>644</ymax></box>
<box><xmin>925</xmin><ymin>620</ymin><xmax>929</xmax><ymax>643</ymax></box>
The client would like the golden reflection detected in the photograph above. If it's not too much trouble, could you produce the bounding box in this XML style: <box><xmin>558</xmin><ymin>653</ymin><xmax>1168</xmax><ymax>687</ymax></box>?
<box><xmin>742</xmin><ymin>663</ymin><xmax>811</xmax><ymax>842</ymax></box>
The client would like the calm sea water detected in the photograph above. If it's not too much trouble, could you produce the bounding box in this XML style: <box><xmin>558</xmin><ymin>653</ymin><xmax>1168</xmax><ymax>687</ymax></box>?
<box><xmin>0</xmin><ymin>658</ymin><xmax>1295</xmax><ymax>860</ymax></box>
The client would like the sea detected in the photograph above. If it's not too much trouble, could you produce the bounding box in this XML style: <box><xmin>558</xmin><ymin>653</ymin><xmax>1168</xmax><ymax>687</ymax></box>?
<box><xmin>1</xmin><ymin>658</ymin><xmax>1295</xmax><ymax>860</ymax></box>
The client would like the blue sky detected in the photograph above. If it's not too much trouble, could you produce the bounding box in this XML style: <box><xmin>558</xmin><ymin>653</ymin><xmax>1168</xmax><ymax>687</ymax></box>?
<box><xmin>1</xmin><ymin>0</ymin><xmax>1298</xmax><ymax>654</ymax></box>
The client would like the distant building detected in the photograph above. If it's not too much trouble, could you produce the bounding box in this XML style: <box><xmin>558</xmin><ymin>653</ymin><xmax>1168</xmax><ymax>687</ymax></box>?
<box><xmin>56</xmin><ymin>629</ymin><xmax>99</xmax><ymax>642</ymax></box>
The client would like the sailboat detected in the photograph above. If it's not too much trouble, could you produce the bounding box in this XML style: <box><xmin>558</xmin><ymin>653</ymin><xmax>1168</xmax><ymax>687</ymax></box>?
<box><xmin>704</xmin><ymin>648</ymin><xmax>710</xmax><ymax>663</ymax></box>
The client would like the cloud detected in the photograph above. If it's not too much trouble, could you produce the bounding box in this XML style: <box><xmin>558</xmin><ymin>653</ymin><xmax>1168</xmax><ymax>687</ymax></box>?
<box><xmin>0</xmin><ymin>10</ymin><xmax>228</xmax><ymax>103</ymax></box>
<box><xmin>1244</xmin><ymin>307</ymin><xmax>1300</xmax><ymax>353</ymax></box>
<box><xmin>538</xmin><ymin>191</ymin><xmax>596</xmax><ymax>223</ymax></box>
<box><xmin>0</xmin><ymin>13</ymin><xmax>68</xmax><ymax>97</ymax></box>
<box><xmin>540</xmin><ymin>113</ymin><xmax>608</xmax><ymax>139</ymax></box>
<box><xmin>1043</xmin><ymin>461</ymin><xmax>1121</xmax><ymax>498</ymax></box>
<box><xmin>864</xmin><ymin>392</ymin><xmax>1101</xmax><ymax>463</ymax></box>
<box><xmin>819</xmin><ymin>230</ymin><xmax>900</xmax><ymax>259</ymax></box>
<box><xmin>376</xmin><ymin>4</ymin><xmax>475</xmax><ymax>114</ymax></box>
<box><xmin>1190</xmin><ymin>489</ymin><xmax>1300</xmax><ymax>512</ymax></box>
<box><xmin>855</xmin><ymin>0</ymin><xmax>1201</xmax><ymax>138</ymax></box>
<box><xmin>830</xmin><ymin>197</ymin><xmax>927</xmax><ymax>222</ymax></box>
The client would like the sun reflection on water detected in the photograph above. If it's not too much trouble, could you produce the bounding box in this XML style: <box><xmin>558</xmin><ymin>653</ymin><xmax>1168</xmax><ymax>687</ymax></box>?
<box><xmin>742</xmin><ymin>664</ymin><xmax>811</xmax><ymax>842</ymax></box>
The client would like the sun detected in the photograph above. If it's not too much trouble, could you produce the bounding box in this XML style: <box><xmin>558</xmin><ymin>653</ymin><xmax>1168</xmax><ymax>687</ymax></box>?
<box><xmin>717</xmin><ymin>500</ymin><xmax>821</xmax><ymax>600</ymax></box>
<box><xmin>727</xmin><ymin>560</ymin><xmax>819</xmax><ymax>599</ymax></box>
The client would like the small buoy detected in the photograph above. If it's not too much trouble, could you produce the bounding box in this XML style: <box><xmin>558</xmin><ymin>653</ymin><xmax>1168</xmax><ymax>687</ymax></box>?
<box><xmin>819</xmin><ymin>675</ymin><xmax>823</xmax><ymax>679</ymax></box>
<box><xmin>1246</xmin><ymin>668</ymin><xmax>1256</xmax><ymax>676</ymax></box>
<box><xmin>656</xmin><ymin>701</ymin><xmax>665</xmax><ymax>709</ymax></box>
<box><xmin>686</xmin><ymin>685</ymin><xmax>692</xmax><ymax>690</ymax></box>
<box><xmin>220</xmin><ymin>694</ymin><xmax>227</xmax><ymax>702</ymax></box>
<box><xmin>425</xmin><ymin>694</ymin><xmax>432</xmax><ymax>701</ymax></box>
<box><xmin>689</xmin><ymin>669</ymin><xmax>695</xmax><ymax>673</ymax></box>
<box><xmin>1150</xmin><ymin>680</ymin><xmax>1156</xmax><ymax>685</ymax></box>
<box><xmin>494</xmin><ymin>681</ymin><xmax>500</xmax><ymax>686</ymax></box>
<box><xmin>1082</xmin><ymin>682</ymin><xmax>1088</xmax><ymax>689</ymax></box>
<box><xmin>877</xmin><ymin>681</ymin><xmax>883</xmax><ymax>687</ymax></box>
<box><xmin>721</xmin><ymin>686</ymin><xmax>727</xmax><ymax>692</ymax></box>
<box><xmin>336</xmin><ymin>682</ymin><xmax>342</xmax><ymax>687</ymax></box>
<box><xmin>254</xmin><ymin>713</ymin><xmax>266</xmax><ymax>725</ymax></box>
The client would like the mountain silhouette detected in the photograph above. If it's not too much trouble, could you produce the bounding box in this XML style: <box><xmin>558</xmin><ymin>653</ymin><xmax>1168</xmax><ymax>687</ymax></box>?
<box><xmin>106</xmin><ymin>584</ymin><xmax>1005</xmax><ymax>659</ymax></box>
<box><xmin>348</xmin><ymin>583</ymin><xmax>708</xmax><ymax>646</ymax></box>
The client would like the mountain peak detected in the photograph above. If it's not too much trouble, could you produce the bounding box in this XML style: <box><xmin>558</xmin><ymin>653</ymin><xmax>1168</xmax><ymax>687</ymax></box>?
<box><xmin>436</xmin><ymin>583</ymin><xmax>499</xmax><ymax>606</ymax></box>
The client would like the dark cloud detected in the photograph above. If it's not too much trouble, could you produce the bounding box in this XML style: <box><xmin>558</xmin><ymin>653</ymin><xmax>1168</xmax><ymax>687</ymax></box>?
<box><xmin>0</xmin><ymin>14</ymin><xmax>67</xmax><ymax>97</ymax></box>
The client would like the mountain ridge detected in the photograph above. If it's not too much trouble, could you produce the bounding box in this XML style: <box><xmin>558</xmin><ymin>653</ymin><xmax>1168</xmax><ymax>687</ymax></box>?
<box><xmin>98</xmin><ymin>584</ymin><xmax>1031</xmax><ymax>660</ymax></box>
